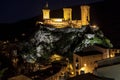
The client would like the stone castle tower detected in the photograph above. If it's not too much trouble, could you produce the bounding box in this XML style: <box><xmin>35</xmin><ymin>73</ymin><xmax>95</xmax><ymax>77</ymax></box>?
<box><xmin>42</xmin><ymin>3</ymin><xmax>90</xmax><ymax>26</ymax></box>
<box><xmin>42</xmin><ymin>2</ymin><xmax>50</xmax><ymax>20</ymax></box>
<box><xmin>63</xmin><ymin>8</ymin><xmax>72</xmax><ymax>20</ymax></box>
<box><xmin>81</xmin><ymin>5</ymin><xmax>90</xmax><ymax>25</ymax></box>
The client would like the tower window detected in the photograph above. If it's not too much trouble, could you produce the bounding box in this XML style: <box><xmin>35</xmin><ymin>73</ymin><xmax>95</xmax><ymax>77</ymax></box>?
<box><xmin>76</xmin><ymin>58</ymin><xmax>79</xmax><ymax>62</ymax></box>
<box><xmin>76</xmin><ymin>71</ymin><xmax>79</xmax><ymax>75</ymax></box>
<box><xmin>76</xmin><ymin>63</ymin><xmax>79</xmax><ymax>69</ymax></box>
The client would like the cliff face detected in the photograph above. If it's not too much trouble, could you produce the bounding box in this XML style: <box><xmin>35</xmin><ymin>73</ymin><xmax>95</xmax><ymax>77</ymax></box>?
<box><xmin>19</xmin><ymin>24</ymin><xmax>112</xmax><ymax>63</ymax></box>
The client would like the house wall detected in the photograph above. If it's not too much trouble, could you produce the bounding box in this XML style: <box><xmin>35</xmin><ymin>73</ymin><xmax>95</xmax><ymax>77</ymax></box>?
<box><xmin>73</xmin><ymin>46</ymin><xmax>120</xmax><ymax>77</ymax></box>
<box><xmin>73</xmin><ymin>53</ymin><xmax>103</xmax><ymax>75</ymax></box>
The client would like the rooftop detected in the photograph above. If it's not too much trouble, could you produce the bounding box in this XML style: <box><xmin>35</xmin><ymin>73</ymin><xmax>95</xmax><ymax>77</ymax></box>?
<box><xmin>75</xmin><ymin>50</ymin><xmax>102</xmax><ymax>56</ymax></box>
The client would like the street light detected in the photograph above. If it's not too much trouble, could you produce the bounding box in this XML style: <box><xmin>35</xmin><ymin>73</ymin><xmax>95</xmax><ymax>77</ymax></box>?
<box><xmin>66</xmin><ymin>58</ymin><xmax>70</xmax><ymax>74</ymax></box>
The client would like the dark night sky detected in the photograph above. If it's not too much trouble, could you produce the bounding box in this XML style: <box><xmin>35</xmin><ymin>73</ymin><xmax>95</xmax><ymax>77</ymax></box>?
<box><xmin>90</xmin><ymin>0</ymin><xmax>120</xmax><ymax>46</ymax></box>
<box><xmin>0</xmin><ymin>0</ymin><xmax>120</xmax><ymax>47</ymax></box>
<box><xmin>0</xmin><ymin>0</ymin><xmax>103</xmax><ymax>23</ymax></box>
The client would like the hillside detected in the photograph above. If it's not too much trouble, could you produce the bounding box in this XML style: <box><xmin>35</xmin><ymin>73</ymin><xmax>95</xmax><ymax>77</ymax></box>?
<box><xmin>0</xmin><ymin>16</ymin><xmax>41</xmax><ymax>41</ymax></box>
<box><xmin>0</xmin><ymin>0</ymin><xmax>120</xmax><ymax>47</ymax></box>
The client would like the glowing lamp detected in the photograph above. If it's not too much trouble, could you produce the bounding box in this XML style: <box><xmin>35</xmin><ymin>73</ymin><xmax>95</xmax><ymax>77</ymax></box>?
<box><xmin>84</xmin><ymin>64</ymin><xmax>87</xmax><ymax>67</ymax></box>
<box><xmin>92</xmin><ymin>25</ymin><xmax>97</xmax><ymax>28</ymax></box>
<box><xmin>53</xmin><ymin>19</ymin><xmax>62</xmax><ymax>22</ymax></box>
<box><xmin>80</xmin><ymin>67</ymin><xmax>85</xmax><ymax>71</ymax></box>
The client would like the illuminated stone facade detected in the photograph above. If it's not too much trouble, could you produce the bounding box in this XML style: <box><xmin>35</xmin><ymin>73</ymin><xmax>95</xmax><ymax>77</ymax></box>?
<box><xmin>73</xmin><ymin>46</ymin><xmax>120</xmax><ymax>76</ymax></box>
<box><xmin>73</xmin><ymin>46</ymin><xmax>105</xmax><ymax>75</ymax></box>
<box><xmin>41</xmin><ymin>3</ymin><xmax>90</xmax><ymax>28</ymax></box>
<box><xmin>81</xmin><ymin>6</ymin><xmax>90</xmax><ymax>26</ymax></box>
<box><xmin>73</xmin><ymin>53</ymin><xmax>102</xmax><ymax>75</ymax></box>
<box><xmin>42</xmin><ymin>2</ymin><xmax>50</xmax><ymax>20</ymax></box>
<box><xmin>42</xmin><ymin>9</ymin><xmax>50</xmax><ymax>20</ymax></box>
<box><xmin>63</xmin><ymin>8</ymin><xmax>72</xmax><ymax>20</ymax></box>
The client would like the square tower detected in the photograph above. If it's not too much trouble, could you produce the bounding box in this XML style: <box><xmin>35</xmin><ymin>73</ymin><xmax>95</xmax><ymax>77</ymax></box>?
<box><xmin>63</xmin><ymin>8</ymin><xmax>72</xmax><ymax>20</ymax></box>
<box><xmin>42</xmin><ymin>2</ymin><xmax>50</xmax><ymax>20</ymax></box>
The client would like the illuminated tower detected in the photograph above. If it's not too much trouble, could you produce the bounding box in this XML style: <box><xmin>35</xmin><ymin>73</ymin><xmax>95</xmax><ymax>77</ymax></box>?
<box><xmin>63</xmin><ymin>8</ymin><xmax>72</xmax><ymax>20</ymax></box>
<box><xmin>42</xmin><ymin>2</ymin><xmax>50</xmax><ymax>20</ymax></box>
<box><xmin>81</xmin><ymin>5</ymin><xmax>90</xmax><ymax>26</ymax></box>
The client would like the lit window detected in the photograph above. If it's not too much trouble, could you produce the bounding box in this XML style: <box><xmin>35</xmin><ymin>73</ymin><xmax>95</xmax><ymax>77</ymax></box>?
<box><xmin>80</xmin><ymin>67</ymin><xmax>85</xmax><ymax>71</ymax></box>
<box><xmin>84</xmin><ymin>64</ymin><xmax>87</xmax><ymax>67</ymax></box>
<box><xmin>110</xmin><ymin>54</ymin><xmax>114</xmax><ymax>57</ymax></box>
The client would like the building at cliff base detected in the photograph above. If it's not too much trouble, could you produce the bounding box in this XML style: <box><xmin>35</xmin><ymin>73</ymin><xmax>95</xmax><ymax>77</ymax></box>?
<box><xmin>73</xmin><ymin>46</ymin><xmax>120</xmax><ymax>76</ymax></box>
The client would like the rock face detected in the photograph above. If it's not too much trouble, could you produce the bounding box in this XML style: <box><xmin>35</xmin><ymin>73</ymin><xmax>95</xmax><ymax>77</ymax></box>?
<box><xmin>20</xmin><ymin>24</ymin><xmax>113</xmax><ymax>63</ymax></box>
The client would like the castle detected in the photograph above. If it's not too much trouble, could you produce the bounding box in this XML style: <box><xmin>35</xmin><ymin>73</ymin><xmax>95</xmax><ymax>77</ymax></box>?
<box><xmin>40</xmin><ymin>3</ymin><xmax>120</xmax><ymax>77</ymax></box>
<box><xmin>40</xmin><ymin>3</ymin><xmax>90</xmax><ymax>28</ymax></box>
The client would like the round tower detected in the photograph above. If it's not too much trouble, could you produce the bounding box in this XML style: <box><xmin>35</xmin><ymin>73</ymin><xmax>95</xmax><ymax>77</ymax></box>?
<box><xmin>81</xmin><ymin>5</ymin><xmax>90</xmax><ymax>26</ymax></box>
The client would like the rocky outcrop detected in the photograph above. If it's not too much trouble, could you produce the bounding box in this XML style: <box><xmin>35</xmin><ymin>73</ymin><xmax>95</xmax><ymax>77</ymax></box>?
<box><xmin>19</xmin><ymin>24</ymin><xmax>112</xmax><ymax>63</ymax></box>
